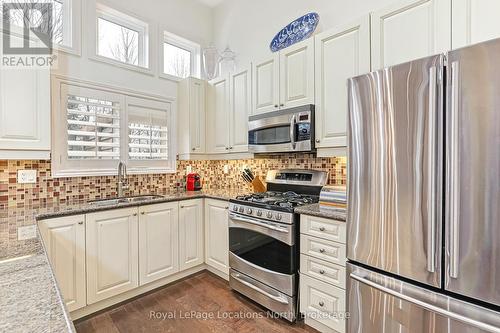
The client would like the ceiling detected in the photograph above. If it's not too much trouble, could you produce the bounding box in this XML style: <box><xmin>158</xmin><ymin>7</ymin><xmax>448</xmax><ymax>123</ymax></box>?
<box><xmin>196</xmin><ymin>0</ymin><xmax>226</xmax><ymax>7</ymax></box>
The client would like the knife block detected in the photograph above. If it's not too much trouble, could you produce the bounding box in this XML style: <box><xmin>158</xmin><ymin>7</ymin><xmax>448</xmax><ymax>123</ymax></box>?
<box><xmin>251</xmin><ymin>176</ymin><xmax>267</xmax><ymax>193</ymax></box>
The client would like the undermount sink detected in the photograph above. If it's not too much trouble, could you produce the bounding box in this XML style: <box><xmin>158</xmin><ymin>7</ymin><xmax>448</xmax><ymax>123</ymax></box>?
<box><xmin>89</xmin><ymin>195</ymin><xmax>164</xmax><ymax>207</ymax></box>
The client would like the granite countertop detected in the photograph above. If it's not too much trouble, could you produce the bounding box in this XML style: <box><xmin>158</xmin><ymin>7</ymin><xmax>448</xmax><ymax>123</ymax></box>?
<box><xmin>295</xmin><ymin>203</ymin><xmax>347</xmax><ymax>221</ymax></box>
<box><xmin>0</xmin><ymin>188</ymin><xmax>247</xmax><ymax>333</ymax></box>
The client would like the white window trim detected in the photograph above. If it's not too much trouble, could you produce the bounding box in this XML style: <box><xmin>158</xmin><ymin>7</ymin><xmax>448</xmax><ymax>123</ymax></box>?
<box><xmin>53</xmin><ymin>0</ymin><xmax>82</xmax><ymax>56</ymax></box>
<box><xmin>51</xmin><ymin>75</ymin><xmax>177</xmax><ymax>178</ymax></box>
<box><xmin>159</xmin><ymin>29</ymin><xmax>201</xmax><ymax>82</ymax></box>
<box><xmin>87</xmin><ymin>1</ymin><xmax>154</xmax><ymax>75</ymax></box>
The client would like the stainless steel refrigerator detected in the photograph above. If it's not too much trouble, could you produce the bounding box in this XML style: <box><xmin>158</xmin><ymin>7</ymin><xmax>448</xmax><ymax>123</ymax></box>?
<box><xmin>347</xmin><ymin>38</ymin><xmax>500</xmax><ymax>332</ymax></box>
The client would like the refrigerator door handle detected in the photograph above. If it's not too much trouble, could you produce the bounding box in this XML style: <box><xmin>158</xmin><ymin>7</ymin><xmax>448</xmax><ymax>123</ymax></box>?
<box><xmin>350</xmin><ymin>271</ymin><xmax>500</xmax><ymax>333</ymax></box>
<box><xmin>449</xmin><ymin>61</ymin><xmax>461</xmax><ymax>279</ymax></box>
<box><xmin>427</xmin><ymin>66</ymin><xmax>437</xmax><ymax>273</ymax></box>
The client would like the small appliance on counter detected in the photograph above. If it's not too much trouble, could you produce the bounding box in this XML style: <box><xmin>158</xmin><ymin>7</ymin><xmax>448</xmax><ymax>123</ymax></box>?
<box><xmin>319</xmin><ymin>185</ymin><xmax>347</xmax><ymax>209</ymax></box>
<box><xmin>186</xmin><ymin>173</ymin><xmax>202</xmax><ymax>191</ymax></box>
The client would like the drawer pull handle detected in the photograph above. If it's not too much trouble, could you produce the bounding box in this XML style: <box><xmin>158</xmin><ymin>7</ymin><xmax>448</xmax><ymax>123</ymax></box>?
<box><xmin>319</xmin><ymin>227</ymin><xmax>326</xmax><ymax>231</ymax></box>
<box><xmin>78</xmin><ymin>221</ymin><xmax>84</xmax><ymax>225</ymax></box>
<box><xmin>319</xmin><ymin>301</ymin><xmax>325</xmax><ymax>307</ymax></box>
<box><xmin>319</xmin><ymin>269</ymin><xmax>325</xmax><ymax>275</ymax></box>
<box><xmin>319</xmin><ymin>248</ymin><xmax>326</xmax><ymax>253</ymax></box>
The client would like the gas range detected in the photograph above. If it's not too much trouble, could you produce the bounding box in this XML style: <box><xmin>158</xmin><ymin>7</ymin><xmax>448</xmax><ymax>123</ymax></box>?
<box><xmin>229</xmin><ymin>191</ymin><xmax>319</xmax><ymax>224</ymax></box>
<box><xmin>228</xmin><ymin>169</ymin><xmax>328</xmax><ymax>322</ymax></box>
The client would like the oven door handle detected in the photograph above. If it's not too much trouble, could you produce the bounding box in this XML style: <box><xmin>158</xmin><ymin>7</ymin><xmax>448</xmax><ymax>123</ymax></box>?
<box><xmin>229</xmin><ymin>213</ymin><xmax>289</xmax><ymax>233</ymax></box>
<box><xmin>230</xmin><ymin>272</ymin><xmax>290</xmax><ymax>305</ymax></box>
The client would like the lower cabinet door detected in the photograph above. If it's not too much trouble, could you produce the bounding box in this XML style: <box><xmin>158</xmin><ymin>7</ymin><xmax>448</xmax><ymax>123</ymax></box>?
<box><xmin>39</xmin><ymin>215</ymin><xmax>86</xmax><ymax>312</ymax></box>
<box><xmin>179</xmin><ymin>199</ymin><xmax>204</xmax><ymax>270</ymax></box>
<box><xmin>204</xmin><ymin>199</ymin><xmax>229</xmax><ymax>275</ymax></box>
<box><xmin>139</xmin><ymin>202</ymin><xmax>179</xmax><ymax>285</ymax></box>
<box><xmin>86</xmin><ymin>208</ymin><xmax>139</xmax><ymax>304</ymax></box>
<box><xmin>300</xmin><ymin>274</ymin><xmax>346</xmax><ymax>333</ymax></box>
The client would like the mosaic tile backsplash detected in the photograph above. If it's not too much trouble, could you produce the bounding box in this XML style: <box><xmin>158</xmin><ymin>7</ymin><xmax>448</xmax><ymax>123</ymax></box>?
<box><xmin>0</xmin><ymin>154</ymin><xmax>346</xmax><ymax>257</ymax></box>
<box><xmin>0</xmin><ymin>154</ymin><xmax>346</xmax><ymax>208</ymax></box>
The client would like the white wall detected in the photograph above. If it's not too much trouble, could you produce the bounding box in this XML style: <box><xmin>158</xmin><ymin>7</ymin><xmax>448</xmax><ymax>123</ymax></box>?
<box><xmin>53</xmin><ymin>0</ymin><xmax>213</xmax><ymax>98</ymax></box>
<box><xmin>212</xmin><ymin>0</ymin><xmax>396</xmax><ymax>68</ymax></box>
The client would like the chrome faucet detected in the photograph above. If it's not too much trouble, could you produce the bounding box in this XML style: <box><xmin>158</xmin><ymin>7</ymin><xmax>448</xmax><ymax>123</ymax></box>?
<box><xmin>117</xmin><ymin>162</ymin><xmax>129</xmax><ymax>197</ymax></box>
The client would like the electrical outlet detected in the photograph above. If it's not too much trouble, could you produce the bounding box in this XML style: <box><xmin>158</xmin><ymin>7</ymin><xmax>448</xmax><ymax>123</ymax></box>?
<box><xmin>18</xmin><ymin>225</ymin><xmax>37</xmax><ymax>241</ymax></box>
<box><xmin>17</xmin><ymin>170</ymin><xmax>37</xmax><ymax>184</ymax></box>
<box><xmin>186</xmin><ymin>165</ymin><xmax>192</xmax><ymax>174</ymax></box>
<box><xmin>223</xmin><ymin>165</ymin><xmax>229</xmax><ymax>174</ymax></box>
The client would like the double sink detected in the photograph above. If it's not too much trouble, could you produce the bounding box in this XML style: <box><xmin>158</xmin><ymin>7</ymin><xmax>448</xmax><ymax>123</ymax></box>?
<box><xmin>88</xmin><ymin>195</ymin><xmax>164</xmax><ymax>207</ymax></box>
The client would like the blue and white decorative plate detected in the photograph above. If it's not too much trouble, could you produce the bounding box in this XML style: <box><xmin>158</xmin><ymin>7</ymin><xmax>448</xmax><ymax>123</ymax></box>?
<box><xmin>270</xmin><ymin>12</ymin><xmax>320</xmax><ymax>53</ymax></box>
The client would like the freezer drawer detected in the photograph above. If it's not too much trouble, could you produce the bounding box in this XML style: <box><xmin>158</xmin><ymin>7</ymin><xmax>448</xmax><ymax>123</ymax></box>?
<box><xmin>445</xmin><ymin>38</ymin><xmax>500</xmax><ymax>306</ymax></box>
<box><xmin>347</xmin><ymin>54</ymin><xmax>444</xmax><ymax>287</ymax></box>
<box><xmin>347</xmin><ymin>263</ymin><xmax>500</xmax><ymax>333</ymax></box>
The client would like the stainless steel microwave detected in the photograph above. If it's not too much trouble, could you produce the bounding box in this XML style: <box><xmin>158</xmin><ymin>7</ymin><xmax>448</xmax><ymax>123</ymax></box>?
<box><xmin>248</xmin><ymin>105</ymin><xmax>315</xmax><ymax>153</ymax></box>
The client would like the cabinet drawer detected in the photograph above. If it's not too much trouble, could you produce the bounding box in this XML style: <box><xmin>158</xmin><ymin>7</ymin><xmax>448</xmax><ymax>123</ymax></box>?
<box><xmin>301</xmin><ymin>214</ymin><xmax>346</xmax><ymax>243</ymax></box>
<box><xmin>300</xmin><ymin>274</ymin><xmax>346</xmax><ymax>333</ymax></box>
<box><xmin>300</xmin><ymin>255</ymin><xmax>346</xmax><ymax>289</ymax></box>
<box><xmin>300</xmin><ymin>234</ymin><xmax>346</xmax><ymax>266</ymax></box>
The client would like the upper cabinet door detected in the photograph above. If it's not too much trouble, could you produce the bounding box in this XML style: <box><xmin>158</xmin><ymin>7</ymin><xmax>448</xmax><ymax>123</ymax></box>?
<box><xmin>39</xmin><ymin>215</ymin><xmax>86</xmax><ymax>312</ymax></box>
<box><xmin>189</xmin><ymin>79</ymin><xmax>206</xmax><ymax>153</ymax></box>
<box><xmin>86</xmin><ymin>208</ymin><xmax>139</xmax><ymax>304</ymax></box>
<box><xmin>371</xmin><ymin>0</ymin><xmax>451</xmax><ymax>70</ymax></box>
<box><xmin>0</xmin><ymin>32</ymin><xmax>50</xmax><ymax>156</ymax></box>
<box><xmin>229</xmin><ymin>65</ymin><xmax>252</xmax><ymax>152</ymax></box>
<box><xmin>207</xmin><ymin>76</ymin><xmax>230</xmax><ymax>153</ymax></box>
<box><xmin>139</xmin><ymin>203</ymin><xmax>179</xmax><ymax>285</ymax></box>
<box><xmin>252</xmin><ymin>55</ymin><xmax>280</xmax><ymax>114</ymax></box>
<box><xmin>452</xmin><ymin>0</ymin><xmax>500</xmax><ymax>49</ymax></box>
<box><xmin>315</xmin><ymin>16</ymin><xmax>371</xmax><ymax>149</ymax></box>
<box><xmin>279</xmin><ymin>38</ymin><xmax>315</xmax><ymax>109</ymax></box>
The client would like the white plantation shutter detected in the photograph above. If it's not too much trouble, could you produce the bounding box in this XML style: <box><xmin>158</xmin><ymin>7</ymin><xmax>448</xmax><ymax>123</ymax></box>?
<box><xmin>51</xmin><ymin>80</ymin><xmax>176</xmax><ymax>177</ymax></box>
<box><xmin>66</xmin><ymin>94</ymin><xmax>121</xmax><ymax>159</ymax></box>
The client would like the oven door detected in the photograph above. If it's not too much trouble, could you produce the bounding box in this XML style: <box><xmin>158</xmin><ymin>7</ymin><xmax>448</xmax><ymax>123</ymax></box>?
<box><xmin>248</xmin><ymin>109</ymin><xmax>313</xmax><ymax>153</ymax></box>
<box><xmin>228</xmin><ymin>212</ymin><xmax>297</xmax><ymax>296</ymax></box>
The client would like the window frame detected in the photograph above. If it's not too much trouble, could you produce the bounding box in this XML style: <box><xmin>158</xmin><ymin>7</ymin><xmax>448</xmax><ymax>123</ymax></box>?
<box><xmin>92</xmin><ymin>2</ymin><xmax>152</xmax><ymax>73</ymax></box>
<box><xmin>159</xmin><ymin>30</ymin><xmax>201</xmax><ymax>81</ymax></box>
<box><xmin>51</xmin><ymin>76</ymin><xmax>177</xmax><ymax>178</ymax></box>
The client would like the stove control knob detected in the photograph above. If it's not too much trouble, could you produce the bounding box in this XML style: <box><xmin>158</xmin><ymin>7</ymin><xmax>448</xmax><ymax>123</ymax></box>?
<box><xmin>257</xmin><ymin>210</ymin><xmax>263</xmax><ymax>217</ymax></box>
<box><xmin>276</xmin><ymin>214</ymin><xmax>282</xmax><ymax>221</ymax></box>
<box><xmin>239</xmin><ymin>207</ymin><xmax>244</xmax><ymax>213</ymax></box>
<box><xmin>232</xmin><ymin>206</ymin><xmax>238</xmax><ymax>212</ymax></box>
<box><xmin>247</xmin><ymin>208</ymin><xmax>253</xmax><ymax>214</ymax></box>
<box><xmin>267</xmin><ymin>212</ymin><xmax>273</xmax><ymax>219</ymax></box>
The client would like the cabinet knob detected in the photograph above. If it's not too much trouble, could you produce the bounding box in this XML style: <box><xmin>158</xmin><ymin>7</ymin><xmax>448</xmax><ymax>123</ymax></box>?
<box><xmin>280</xmin><ymin>104</ymin><xmax>284</xmax><ymax>107</ymax></box>
<box><xmin>274</xmin><ymin>104</ymin><xmax>279</xmax><ymax>108</ymax></box>
<box><xmin>319</xmin><ymin>269</ymin><xmax>325</xmax><ymax>275</ymax></box>
<box><xmin>319</xmin><ymin>301</ymin><xmax>325</xmax><ymax>307</ymax></box>
<box><xmin>141</xmin><ymin>212</ymin><xmax>145</xmax><ymax>215</ymax></box>
<box><xmin>78</xmin><ymin>221</ymin><xmax>84</xmax><ymax>225</ymax></box>
<box><xmin>316</xmin><ymin>139</ymin><xmax>320</xmax><ymax>143</ymax></box>
<box><xmin>319</xmin><ymin>248</ymin><xmax>326</xmax><ymax>253</ymax></box>
<box><xmin>192</xmin><ymin>148</ymin><xmax>196</xmax><ymax>151</ymax></box>
<box><xmin>229</xmin><ymin>147</ymin><xmax>233</xmax><ymax>150</ymax></box>
<box><xmin>225</xmin><ymin>207</ymin><xmax>229</xmax><ymax>210</ymax></box>
<box><xmin>225</xmin><ymin>147</ymin><xmax>229</xmax><ymax>150</ymax></box>
<box><xmin>180</xmin><ymin>205</ymin><xmax>185</xmax><ymax>208</ymax></box>
<box><xmin>319</xmin><ymin>226</ymin><xmax>326</xmax><ymax>231</ymax></box>
<box><xmin>133</xmin><ymin>213</ymin><xmax>138</xmax><ymax>217</ymax></box>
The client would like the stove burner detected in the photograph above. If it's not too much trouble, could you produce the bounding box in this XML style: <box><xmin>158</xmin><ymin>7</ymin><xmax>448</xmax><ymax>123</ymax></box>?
<box><xmin>235</xmin><ymin>191</ymin><xmax>317</xmax><ymax>208</ymax></box>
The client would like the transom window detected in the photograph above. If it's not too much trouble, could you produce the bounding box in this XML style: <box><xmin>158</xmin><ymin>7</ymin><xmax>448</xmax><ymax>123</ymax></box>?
<box><xmin>96</xmin><ymin>4</ymin><xmax>148</xmax><ymax>68</ymax></box>
<box><xmin>162</xmin><ymin>31</ymin><xmax>200</xmax><ymax>79</ymax></box>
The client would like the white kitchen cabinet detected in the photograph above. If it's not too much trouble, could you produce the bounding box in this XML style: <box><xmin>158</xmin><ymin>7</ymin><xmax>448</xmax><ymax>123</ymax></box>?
<box><xmin>179</xmin><ymin>199</ymin><xmax>204</xmax><ymax>270</ymax></box>
<box><xmin>178</xmin><ymin>77</ymin><xmax>206</xmax><ymax>158</ymax></box>
<box><xmin>229</xmin><ymin>65</ymin><xmax>252</xmax><ymax>152</ymax></box>
<box><xmin>204</xmin><ymin>199</ymin><xmax>229</xmax><ymax>276</ymax></box>
<box><xmin>0</xmin><ymin>31</ymin><xmax>50</xmax><ymax>159</ymax></box>
<box><xmin>252</xmin><ymin>55</ymin><xmax>280</xmax><ymax>115</ymax></box>
<box><xmin>138</xmin><ymin>202</ymin><xmax>179</xmax><ymax>285</ymax></box>
<box><xmin>279</xmin><ymin>38</ymin><xmax>315</xmax><ymax>109</ymax></box>
<box><xmin>314</xmin><ymin>16</ymin><xmax>370</xmax><ymax>151</ymax></box>
<box><xmin>371</xmin><ymin>0</ymin><xmax>451</xmax><ymax>70</ymax></box>
<box><xmin>86</xmin><ymin>208</ymin><xmax>139</xmax><ymax>304</ymax></box>
<box><xmin>39</xmin><ymin>215</ymin><xmax>86</xmax><ymax>312</ymax></box>
<box><xmin>452</xmin><ymin>0</ymin><xmax>500</xmax><ymax>49</ymax></box>
<box><xmin>207</xmin><ymin>75</ymin><xmax>231</xmax><ymax>153</ymax></box>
